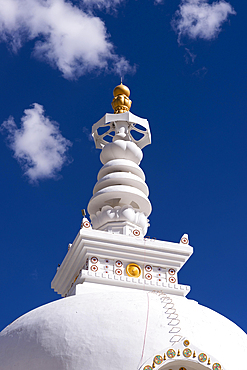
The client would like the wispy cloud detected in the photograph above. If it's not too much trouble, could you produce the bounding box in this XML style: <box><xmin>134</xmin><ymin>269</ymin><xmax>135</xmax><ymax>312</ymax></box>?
<box><xmin>30</xmin><ymin>269</ymin><xmax>38</xmax><ymax>280</ymax></box>
<box><xmin>82</xmin><ymin>126</ymin><xmax>93</xmax><ymax>142</ymax></box>
<box><xmin>193</xmin><ymin>66</ymin><xmax>208</xmax><ymax>77</ymax></box>
<box><xmin>80</xmin><ymin>0</ymin><xmax>124</xmax><ymax>11</ymax></box>
<box><xmin>0</xmin><ymin>0</ymin><xmax>132</xmax><ymax>79</ymax></box>
<box><xmin>1</xmin><ymin>103</ymin><xmax>72</xmax><ymax>183</ymax></box>
<box><xmin>172</xmin><ymin>0</ymin><xmax>236</xmax><ymax>43</ymax></box>
<box><xmin>184</xmin><ymin>47</ymin><xmax>196</xmax><ymax>63</ymax></box>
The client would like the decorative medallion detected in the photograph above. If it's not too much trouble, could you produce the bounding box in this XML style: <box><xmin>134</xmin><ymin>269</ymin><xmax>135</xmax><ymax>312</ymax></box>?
<box><xmin>91</xmin><ymin>265</ymin><xmax>98</xmax><ymax>272</ymax></box>
<box><xmin>145</xmin><ymin>265</ymin><xmax>152</xmax><ymax>272</ymax></box>
<box><xmin>169</xmin><ymin>276</ymin><xmax>176</xmax><ymax>283</ymax></box>
<box><xmin>179</xmin><ymin>368</ymin><xmax>187</xmax><ymax>370</ymax></box>
<box><xmin>133</xmin><ymin>229</ymin><xmax>140</xmax><ymax>236</ymax></box>
<box><xmin>91</xmin><ymin>257</ymin><xmax>98</xmax><ymax>264</ymax></box>
<box><xmin>198</xmin><ymin>353</ymin><xmax>207</xmax><ymax>362</ymax></box>
<box><xmin>115</xmin><ymin>260</ymin><xmax>123</xmax><ymax>267</ymax></box>
<box><xmin>183</xmin><ymin>339</ymin><xmax>190</xmax><ymax>347</ymax></box>
<box><xmin>212</xmin><ymin>363</ymin><xmax>221</xmax><ymax>370</ymax></box>
<box><xmin>115</xmin><ymin>269</ymin><xmax>122</xmax><ymax>275</ymax></box>
<box><xmin>154</xmin><ymin>355</ymin><xmax>163</xmax><ymax>364</ymax></box>
<box><xmin>126</xmin><ymin>263</ymin><xmax>141</xmax><ymax>278</ymax></box>
<box><xmin>181</xmin><ymin>237</ymin><xmax>188</xmax><ymax>244</ymax></box>
<box><xmin>183</xmin><ymin>348</ymin><xmax>192</xmax><ymax>358</ymax></box>
<box><xmin>168</xmin><ymin>268</ymin><xmax>176</xmax><ymax>275</ymax></box>
<box><xmin>167</xmin><ymin>349</ymin><xmax>176</xmax><ymax>358</ymax></box>
<box><xmin>83</xmin><ymin>220</ymin><xmax>91</xmax><ymax>228</ymax></box>
<box><xmin>145</xmin><ymin>273</ymin><xmax>152</xmax><ymax>280</ymax></box>
<box><xmin>144</xmin><ymin>366</ymin><xmax>152</xmax><ymax>370</ymax></box>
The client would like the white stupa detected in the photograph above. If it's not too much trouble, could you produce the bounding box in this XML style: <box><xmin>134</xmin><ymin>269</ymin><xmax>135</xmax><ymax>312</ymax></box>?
<box><xmin>0</xmin><ymin>83</ymin><xmax>246</xmax><ymax>370</ymax></box>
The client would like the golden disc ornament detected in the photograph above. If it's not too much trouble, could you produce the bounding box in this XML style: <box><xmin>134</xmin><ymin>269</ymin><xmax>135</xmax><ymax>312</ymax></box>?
<box><xmin>126</xmin><ymin>263</ymin><xmax>141</xmax><ymax>278</ymax></box>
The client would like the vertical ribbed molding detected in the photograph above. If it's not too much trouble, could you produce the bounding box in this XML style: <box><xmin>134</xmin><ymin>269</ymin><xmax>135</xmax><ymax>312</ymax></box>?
<box><xmin>87</xmin><ymin>110</ymin><xmax>152</xmax><ymax>237</ymax></box>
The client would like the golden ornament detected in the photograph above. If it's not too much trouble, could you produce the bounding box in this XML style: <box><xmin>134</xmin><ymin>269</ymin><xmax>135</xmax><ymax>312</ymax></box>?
<box><xmin>111</xmin><ymin>82</ymin><xmax>132</xmax><ymax>114</ymax></box>
<box><xmin>126</xmin><ymin>263</ymin><xmax>141</xmax><ymax>278</ymax></box>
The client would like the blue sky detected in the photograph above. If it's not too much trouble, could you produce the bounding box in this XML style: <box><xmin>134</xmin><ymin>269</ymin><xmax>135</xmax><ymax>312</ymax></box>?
<box><xmin>0</xmin><ymin>0</ymin><xmax>246</xmax><ymax>334</ymax></box>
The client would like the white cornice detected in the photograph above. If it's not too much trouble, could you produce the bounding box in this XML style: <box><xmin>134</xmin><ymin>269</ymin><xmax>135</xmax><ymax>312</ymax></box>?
<box><xmin>51</xmin><ymin>228</ymin><xmax>193</xmax><ymax>297</ymax></box>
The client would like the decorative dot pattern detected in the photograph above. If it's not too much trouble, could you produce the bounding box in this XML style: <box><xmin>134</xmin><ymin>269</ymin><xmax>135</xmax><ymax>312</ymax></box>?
<box><xmin>213</xmin><ymin>364</ymin><xmax>221</xmax><ymax>370</ymax></box>
<box><xmin>144</xmin><ymin>366</ymin><xmax>152</xmax><ymax>370</ymax></box>
<box><xmin>145</xmin><ymin>273</ymin><xmax>152</xmax><ymax>280</ymax></box>
<box><xmin>181</xmin><ymin>237</ymin><xmax>188</xmax><ymax>244</ymax></box>
<box><xmin>198</xmin><ymin>353</ymin><xmax>207</xmax><ymax>362</ymax></box>
<box><xmin>169</xmin><ymin>276</ymin><xmax>176</xmax><ymax>283</ymax></box>
<box><xmin>145</xmin><ymin>265</ymin><xmax>152</xmax><ymax>272</ymax></box>
<box><xmin>183</xmin><ymin>339</ymin><xmax>190</xmax><ymax>347</ymax></box>
<box><xmin>83</xmin><ymin>221</ymin><xmax>90</xmax><ymax>228</ymax></box>
<box><xmin>168</xmin><ymin>268</ymin><xmax>175</xmax><ymax>275</ymax></box>
<box><xmin>91</xmin><ymin>257</ymin><xmax>98</xmax><ymax>264</ymax></box>
<box><xmin>183</xmin><ymin>348</ymin><xmax>192</xmax><ymax>358</ymax></box>
<box><xmin>167</xmin><ymin>349</ymin><xmax>176</xmax><ymax>358</ymax></box>
<box><xmin>154</xmin><ymin>355</ymin><xmax>163</xmax><ymax>364</ymax></box>
<box><xmin>133</xmin><ymin>229</ymin><xmax>140</xmax><ymax>236</ymax></box>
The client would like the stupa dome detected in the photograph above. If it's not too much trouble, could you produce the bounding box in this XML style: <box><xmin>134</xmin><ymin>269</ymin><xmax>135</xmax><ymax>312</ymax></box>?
<box><xmin>0</xmin><ymin>284</ymin><xmax>246</xmax><ymax>370</ymax></box>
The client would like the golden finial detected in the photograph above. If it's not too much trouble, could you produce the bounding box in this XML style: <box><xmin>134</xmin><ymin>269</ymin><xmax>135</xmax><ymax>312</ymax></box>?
<box><xmin>111</xmin><ymin>82</ymin><xmax>132</xmax><ymax>114</ymax></box>
<box><xmin>80</xmin><ymin>209</ymin><xmax>86</xmax><ymax>229</ymax></box>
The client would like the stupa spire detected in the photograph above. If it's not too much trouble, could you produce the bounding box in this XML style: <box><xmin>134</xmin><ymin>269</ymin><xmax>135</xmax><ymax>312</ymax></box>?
<box><xmin>51</xmin><ymin>83</ymin><xmax>192</xmax><ymax>299</ymax></box>
<box><xmin>88</xmin><ymin>82</ymin><xmax>151</xmax><ymax>237</ymax></box>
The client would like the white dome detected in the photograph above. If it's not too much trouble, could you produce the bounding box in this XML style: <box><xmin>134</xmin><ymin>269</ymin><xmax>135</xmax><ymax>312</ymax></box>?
<box><xmin>0</xmin><ymin>284</ymin><xmax>246</xmax><ymax>370</ymax></box>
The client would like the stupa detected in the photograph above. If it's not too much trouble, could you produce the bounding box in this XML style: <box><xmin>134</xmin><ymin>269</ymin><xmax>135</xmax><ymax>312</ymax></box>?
<box><xmin>0</xmin><ymin>83</ymin><xmax>246</xmax><ymax>370</ymax></box>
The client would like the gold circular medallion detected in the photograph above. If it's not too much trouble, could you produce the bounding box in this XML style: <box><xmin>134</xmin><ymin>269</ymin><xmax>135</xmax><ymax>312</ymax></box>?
<box><xmin>183</xmin><ymin>348</ymin><xmax>192</xmax><ymax>357</ymax></box>
<box><xmin>126</xmin><ymin>263</ymin><xmax>141</xmax><ymax>278</ymax></box>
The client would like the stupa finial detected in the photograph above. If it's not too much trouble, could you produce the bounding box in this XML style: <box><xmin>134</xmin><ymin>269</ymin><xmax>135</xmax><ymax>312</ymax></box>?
<box><xmin>111</xmin><ymin>81</ymin><xmax>132</xmax><ymax>114</ymax></box>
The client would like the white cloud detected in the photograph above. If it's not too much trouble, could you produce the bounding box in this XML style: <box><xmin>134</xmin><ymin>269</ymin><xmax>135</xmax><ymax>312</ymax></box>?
<box><xmin>1</xmin><ymin>103</ymin><xmax>72</xmax><ymax>183</ymax></box>
<box><xmin>184</xmin><ymin>47</ymin><xmax>196</xmax><ymax>63</ymax></box>
<box><xmin>82</xmin><ymin>126</ymin><xmax>93</xmax><ymax>142</ymax></box>
<box><xmin>0</xmin><ymin>0</ymin><xmax>132</xmax><ymax>79</ymax></box>
<box><xmin>172</xmin><ymin>0</ymin><xmax>236</xmax><ymax>42</ymax></box>
<box><xmin>113</xmin><ymin>56</ymin><xmax>136</xmax><ymax>77</ymax></box>
<box><xmin>80</xmin><ymin>0</ymin><xmax>124</xmax><ymax>10</ymax></box>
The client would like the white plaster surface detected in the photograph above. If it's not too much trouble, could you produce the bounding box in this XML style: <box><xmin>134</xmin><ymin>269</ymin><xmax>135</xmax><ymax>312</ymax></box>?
<box><xmin>92</xmin><ymin>112</ymin><xmax>151</xmax><ymax>149</ymax></box>
<box><xmin>88</xmin><ymin>117</ymin><xmax>151</xmax><ymax>236</ymax></box>
<box><xmin>0</xmin><ymin>284</ymin><xmax>246</xmax><ymax>370</ymax></box>
<box><xmin>100</xmin><ymin>140</ymin><xmax>143</xmax><ymax>165</ymax></box>
<box><xmin>51</xmin><ymin>228</ymin><xmax>192</xmax><ymax>296</ymax></box>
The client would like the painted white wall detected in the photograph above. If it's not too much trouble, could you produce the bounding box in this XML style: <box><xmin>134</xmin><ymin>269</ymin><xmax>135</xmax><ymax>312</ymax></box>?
<box><xmin>0</xmin><ymin>284</ymin><xmax>246</xmax><ymax>370</ymax></box>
